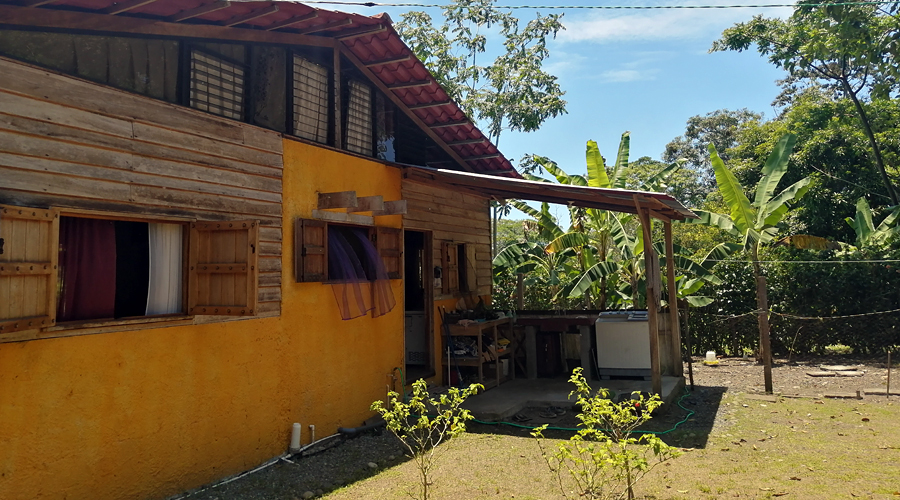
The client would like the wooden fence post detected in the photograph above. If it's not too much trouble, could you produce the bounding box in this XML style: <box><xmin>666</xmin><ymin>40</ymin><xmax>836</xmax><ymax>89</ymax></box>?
<box><xmin>757</xmin><ymin>275</ymin><xmax>774</xmax><ymax>394</ymax></box>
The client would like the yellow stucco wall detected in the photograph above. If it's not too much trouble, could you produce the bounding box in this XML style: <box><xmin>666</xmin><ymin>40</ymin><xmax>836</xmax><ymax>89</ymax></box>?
<box><xmin>0</xmin><ymin>139</ymin><xmax>404</xmax><ymax>500</ymax></box>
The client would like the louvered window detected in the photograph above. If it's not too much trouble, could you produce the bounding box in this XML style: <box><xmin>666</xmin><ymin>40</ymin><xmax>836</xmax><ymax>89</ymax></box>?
<box><xmin>344</xmin><ymin>80</ymin><xmax>373</xmax><ymax>155</ymax></box>
<box><xmin>189</xmin><ymin>48</ymin><xmax>246</xmax><ymax>120</ymax></box>
<box><xmin>292</xmin><ymin>55</ymin><xmax>330</xmax><ymax>143</ymax></box>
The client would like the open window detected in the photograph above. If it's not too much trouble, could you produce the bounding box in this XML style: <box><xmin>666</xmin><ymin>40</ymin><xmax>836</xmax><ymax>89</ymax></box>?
<box><xmin>343</xmin><ymin>80</ymin><xmax>373</xmax><ymax>155</ymax></box>
<box><xmin>0</xmin><ymin>204</ymin><xmax>259</xmax><ymax>341</ymax></box>
<box><xmin>295</xmin><ymin>218</ymin><xmax>401</xmax><ymax>283</ymax></box>
<box><xmin>441</xmin><ymin>241</ymin><xmax>476</xmax><ymax>295</ymax></box>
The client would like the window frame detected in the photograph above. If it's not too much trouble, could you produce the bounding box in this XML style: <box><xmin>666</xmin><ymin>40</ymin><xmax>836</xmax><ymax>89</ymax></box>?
<box><xmin>294</xmin><ymin>218</ymin><xmax>402</xmax><ymax>283</ymax></box>
<box><xmin>184</xmin><ymin>43</ymin><xmax>251</xmax><ymax>121</ymax></box>
<box><xmin>0</xmin><ymin>204</ymin><xmax>260</xmax><ymax>343</ymax></box>
<box><xmin>441</xmin><ymin>241</ymin><xmax>476</xmax><ymax>296</ymax></box>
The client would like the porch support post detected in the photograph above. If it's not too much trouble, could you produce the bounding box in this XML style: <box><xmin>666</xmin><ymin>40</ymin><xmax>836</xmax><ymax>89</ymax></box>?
<box><xmin>635</xmin><ymin>198</ymin><xmax>662</xmax><ymax>396</ymax></box>
<box><xmin>525</xmin><ymin>325</ymin><xmax>538</xmax><ymax>379</ymax></box>
<box><xmin>664</xmin><ymin>220</ymin><xmax>683</xmax><ymax>377</ymax></box>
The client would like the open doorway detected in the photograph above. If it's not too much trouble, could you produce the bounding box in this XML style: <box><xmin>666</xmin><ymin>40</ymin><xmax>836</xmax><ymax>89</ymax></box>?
<box><xmin>404</xmin><ymin>230</ymin><xmax>434</xmax><ymax>381</ymax></box>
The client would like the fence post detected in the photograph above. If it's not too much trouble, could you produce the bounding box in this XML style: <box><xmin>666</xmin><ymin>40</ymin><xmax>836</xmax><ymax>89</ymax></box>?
<box><xmin>757</xmin><ymin>276</ymin><xmax>774</xmax><ymax>394</ymax></box>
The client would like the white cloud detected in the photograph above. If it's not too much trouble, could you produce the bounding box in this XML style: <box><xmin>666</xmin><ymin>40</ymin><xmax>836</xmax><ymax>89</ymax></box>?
<box><xmin>557</xmin><ymin>1</ymin><xmax>791</xmax><ymax>44</ymax></box>
<box><xmin>599</xmin><ymin>69</ymin><xmax>656</xmax><ymax>82</ymax></box>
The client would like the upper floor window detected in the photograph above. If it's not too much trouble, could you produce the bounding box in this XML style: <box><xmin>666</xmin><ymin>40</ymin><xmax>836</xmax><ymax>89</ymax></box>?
<box><xmin>344</xmin><ymin>80</ymin><xmax>373</xmax><ymax>155</ymax></box>
<box><xmin>189</xmin><ymin>44</ymin><xmax>248</xmax><ymax>121</ymax></box>
<box><xmin>292</xmin><ymin>55</ymin><xmax>330</xmax><ymax>143</ymax></box>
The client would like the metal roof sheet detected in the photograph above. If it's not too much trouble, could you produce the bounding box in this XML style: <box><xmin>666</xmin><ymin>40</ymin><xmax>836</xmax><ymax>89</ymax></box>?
<box><xmin>404</xmin><ymin>166</ymin><xmax>698</xmax><ymax>221</ymax></box>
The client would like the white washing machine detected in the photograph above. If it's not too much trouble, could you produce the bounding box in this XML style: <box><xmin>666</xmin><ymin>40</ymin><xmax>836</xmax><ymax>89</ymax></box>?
<box><xmin>595</xmin><ymin>311</ymin><xmax>650</xmax><ymax>379</ymax></box>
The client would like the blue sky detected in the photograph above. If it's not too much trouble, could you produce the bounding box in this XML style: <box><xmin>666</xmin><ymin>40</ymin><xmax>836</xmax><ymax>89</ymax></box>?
<box><xmin>344</xmin><ymin>0</ymin><xmax>794</xmax><ymax>216</ymax></box>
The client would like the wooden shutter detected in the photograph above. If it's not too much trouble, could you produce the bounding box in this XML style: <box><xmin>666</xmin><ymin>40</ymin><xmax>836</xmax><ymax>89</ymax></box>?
<box><xmin>464</xmin><ymin>244</ymin><xmax>477</xmax><ymax>292</ymax></box>
<box><xmin>375</xmin><ymin>226</ymin><xmax>402</xmax><ymax>280</ymax></box>
<box><xmin>188</xmin><ymin>220</ymin><xmax>258</xmax><ymax>316</ymax></box>
<box><xmin>441</xmin><ymin>241</ymin><xmax>459</xmax><ymax>294</ymax></box>
<box><xmin>295</xmin><ymin>218</ymin><xmax>327</xmax><ymax>282</ymax></box>
<box><xmin>0</xmin><ymin>204</ymin><xmax>59</xmax><ymax>335</ymax></box>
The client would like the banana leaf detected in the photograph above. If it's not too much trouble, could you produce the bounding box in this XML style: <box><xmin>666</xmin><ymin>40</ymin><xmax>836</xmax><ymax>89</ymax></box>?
<box><xmin>543</xmin><ymin>161</ymin><xmax>588</xmax><ymax>186</ymax></box>
<box><xmin>612</xmin><ymin>131</ymin><xmax>630</xmax><ymax>189</ymax></box>
<box><xmin>567</xmin><ymin>261</ymin><xmax>620</xmax><ymax>298</ymax></box>
<box><xmin>754</xmin><ymin>133</ymin><xmax>796</xmax><ymax>209</ymax></box>
<box><xmin>709</xmin><ymin>143</ymin><xmax>755</xmax><ymax>234</ymax></box>
<box><xmin>685</xmin><ymin>210</ymin><xmax>739</xmax><ymax>236</ymax></box>
<box><xmin>545</xmin><ymin>231</ymin><xmax>591</xmax><ymax>254</ymax></box>
<box><xmin>585</xmin><ymin>140</ymin><xmax>610</xmax><ymax>188</ymax></box>
<box><xmin>760</xmin><ymin>178</ymin><xmax>811</xmax><ymax>227</ymax></box>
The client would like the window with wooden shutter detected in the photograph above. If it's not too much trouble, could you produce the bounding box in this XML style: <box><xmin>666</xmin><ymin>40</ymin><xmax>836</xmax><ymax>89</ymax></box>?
<box><xmin>0</xmin><ymin>205</ymin><xmax>59</xmax><ymax>335</ymax></box>
<box><xmin>188</xmin><ymin>220</ymin><xmax>259</xmax><ymax>316</ymax></box>
<box><xmin>441</xmin><ymin>241</ymin><xmax>459</xmax><ymax>294</ymax></box>
<box><xmin>375</xmin><ymin>226</ymin><xmax>402</xmax><ymax>280</ymax></box>
<box><xmin>295</xmin><ymin>218</ymin><xmax>327</xmax><ymax>282</ymax></box>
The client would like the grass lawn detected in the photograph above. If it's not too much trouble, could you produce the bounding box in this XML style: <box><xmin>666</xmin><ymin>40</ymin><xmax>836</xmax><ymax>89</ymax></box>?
<box><xmin>324</xmin><ymin>392</ymin><xmax>900</xmax><ymax>499</ymax></box>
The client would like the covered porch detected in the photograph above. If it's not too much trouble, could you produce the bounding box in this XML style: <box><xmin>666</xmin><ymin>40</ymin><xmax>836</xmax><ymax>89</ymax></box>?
<box><xmin>403</xmin><ymin>166</ymin><xmax>697</xmax><ymax>403</ymax></box>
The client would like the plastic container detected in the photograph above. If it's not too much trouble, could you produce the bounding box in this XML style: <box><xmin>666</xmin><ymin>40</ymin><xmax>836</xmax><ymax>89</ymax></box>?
<box><xmin>705</xmin><ymin>351</ymin><xmax>717</xmax><ymax>363</ymax></box>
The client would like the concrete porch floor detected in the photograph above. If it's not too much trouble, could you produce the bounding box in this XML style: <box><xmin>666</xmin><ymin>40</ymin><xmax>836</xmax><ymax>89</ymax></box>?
<box><xmin>463</xmin><ymin>376</ymin><xmax>685</xmax><ymax>422</ymax></box>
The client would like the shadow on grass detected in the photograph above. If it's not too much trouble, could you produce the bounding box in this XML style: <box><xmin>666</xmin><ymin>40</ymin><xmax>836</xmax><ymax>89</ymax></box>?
<box><xmin>465</xmin><ymin>385</ymin><xmax>726</xmax><ymax>450</ymax></box>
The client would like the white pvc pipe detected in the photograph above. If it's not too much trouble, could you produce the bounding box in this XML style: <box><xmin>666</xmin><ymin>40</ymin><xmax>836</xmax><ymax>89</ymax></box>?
<box><xmin>290</xmin><ymin>423</ymin><xmax>302</xmax><ymax>451</ymax></box>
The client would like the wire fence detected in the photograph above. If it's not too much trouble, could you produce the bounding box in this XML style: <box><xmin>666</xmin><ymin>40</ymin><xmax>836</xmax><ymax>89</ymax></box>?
<box><xmin>684</xmin><ymin>307</ymin><xmax>900</xmax><ymax>357</ymax></box>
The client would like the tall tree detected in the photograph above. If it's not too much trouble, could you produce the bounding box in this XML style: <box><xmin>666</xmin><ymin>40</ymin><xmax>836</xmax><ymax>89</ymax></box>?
<box><xmin>395</xmin><ymin>0</ymin><xmax>566</xmax><ymax>146</ymax></box>
<box><xmin>663</xmin><ymin>108</ymin><xmax>763</xmax><ymax>199</ymax></box>
<box><xmin>712</xmin><ymin>1</ymin><xmax>900</xmax><ymax>204</ymax></box>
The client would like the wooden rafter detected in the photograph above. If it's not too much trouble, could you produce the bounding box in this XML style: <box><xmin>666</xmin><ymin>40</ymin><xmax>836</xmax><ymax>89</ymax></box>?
<box><xmin>408</xmin><ymin>100</ymin><xmax>451</xmax><ymax>110</ymax></box>
<box><xmin>221</xmin><ymin>5</ymin><xmax>278</xmax><ymax>27</ymax></box>
<box><xmin>429</xmin><ymin>119</ymin><xmax>469</xmax><ymax>129</ymax></box>
<box><xmin>364</xmin><ymin>55</ymin><xmax>410</xmax><ymax>67</ymax></box>
<box><xmin>334</xmin><ymin>24</ymin><xmax>385</xmax><ymax>40</ymax></box>
<box><xmin>102</xmin><ymin>0</ymin><xmax>158</xmax><ymax>15</ymax></box>
<box><xmin>169</xmin><ymin>1</ymin><xmax>231</xmax><ymax>22</ymax></box>
<box><xmin>463</xmin><ymin>153</ymin><xmax>500</xmax><ymax>161</ymax></box>
<box><xmin>265</xmin><ymin>11</ymin><xmax>317</xmax><ymax>30</ymax></box>
<box><xmin>387</xmin><ymin>79</ymin><xmax>431</xmax><ymax>90</ymax></box>
<box><xmin>448</xmin><ymin>138</ymin><xmax>487</xmax><ymax>146</ymax></box>
<box><xmin>295</xmin><ymin>18</ymin><xmax>352</xmax><ymax>35</ymax></box>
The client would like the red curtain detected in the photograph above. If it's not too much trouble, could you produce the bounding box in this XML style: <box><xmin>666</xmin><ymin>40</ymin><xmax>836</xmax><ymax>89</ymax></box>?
<box><xmin>57</xmin><ymin>217</ymin><xmax>117</xmax><ymax>322</ymax></box>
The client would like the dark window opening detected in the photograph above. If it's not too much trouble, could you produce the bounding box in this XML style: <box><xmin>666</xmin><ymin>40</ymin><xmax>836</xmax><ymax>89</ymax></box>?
<box><xmin>56</xmin><ymin>216</ymin><xmax>184</xmax><ymax>322</ymax></box>
<box><xmin>344</xmin><ymin>79</ymin><xmax>373</xmax><ymax>155</ymax></box>
<box><xmin>292</xmin><ymin>54</ymin><xmax>330</xmax><ymax>143</ymax></box>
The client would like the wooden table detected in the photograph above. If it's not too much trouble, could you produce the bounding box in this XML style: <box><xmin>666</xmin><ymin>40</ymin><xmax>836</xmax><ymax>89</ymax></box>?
<box><xmin>445</xmin><ymin>317</ymin><xmax>514</xmax><ymax>389</ymax></box>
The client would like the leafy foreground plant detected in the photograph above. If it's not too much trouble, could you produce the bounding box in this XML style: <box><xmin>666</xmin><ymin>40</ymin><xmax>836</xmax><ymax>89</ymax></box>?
<box><xmin>531</xmin><ymin>368</ymin><xmax>680</xmax><ymax>500</ymax></box>
<box><xmin>370</xmin><ymin>379</ymin><xmax>482</xmax><ymax>500</ymax></box>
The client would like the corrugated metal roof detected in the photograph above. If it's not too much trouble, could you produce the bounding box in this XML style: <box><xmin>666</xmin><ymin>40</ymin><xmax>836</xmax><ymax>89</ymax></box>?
<box><xmin>404</xmin><ymin>166</ymin><xmax>699</xmax><ymax>221</ymax></box>
<box><xmin>2</xmin><ymin>0</ymin><xmax>519</xmax><ymax>177</ymax></box>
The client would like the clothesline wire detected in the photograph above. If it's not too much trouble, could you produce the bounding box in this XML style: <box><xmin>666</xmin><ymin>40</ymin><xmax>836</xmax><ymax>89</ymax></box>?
<box><xmin>706</xmin><ymin>307</ymin><xmax>900</xmax><ymax>321</ymax></box>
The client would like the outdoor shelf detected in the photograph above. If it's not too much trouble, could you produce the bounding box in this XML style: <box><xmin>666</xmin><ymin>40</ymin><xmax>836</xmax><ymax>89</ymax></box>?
<box><xmin>444</xmin><ymin>317</ymin><xmax>515</xmax><ymax>389</ymax></box>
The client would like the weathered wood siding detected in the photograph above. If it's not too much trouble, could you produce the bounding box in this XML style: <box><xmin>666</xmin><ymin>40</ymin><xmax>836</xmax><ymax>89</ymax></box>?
<box><xmin>0</xmin><ymin>56</ymin><xmax>283</xmax><ymax>317</ymax></box>
<box><xmin>402</xmin><ymin>179</ymin><xmax>492</xmax><ymax>298</ymax></box>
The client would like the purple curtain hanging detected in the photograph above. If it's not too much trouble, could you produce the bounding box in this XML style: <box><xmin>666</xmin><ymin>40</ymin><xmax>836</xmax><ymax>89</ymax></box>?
<box><xmin>328</xmin><ymin>227</ymin><xmax>395</xmax><ymax>320</ymax></box>
<box><xmin>57</xmin><ymin>217</ymin><xmax>117</xmax><ymax>322</ymax></box>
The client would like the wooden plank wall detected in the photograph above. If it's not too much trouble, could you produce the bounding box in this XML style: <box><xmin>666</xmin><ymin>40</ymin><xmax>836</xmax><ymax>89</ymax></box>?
<box><xmin>0</xmin><ymin>57</ymin><xmax>283</xmax><ymax>318</ymax></box>
<box><xmin>402</xmin><ymin>179</ymin><xmax>492</xmax><ymax>299</ymax></box>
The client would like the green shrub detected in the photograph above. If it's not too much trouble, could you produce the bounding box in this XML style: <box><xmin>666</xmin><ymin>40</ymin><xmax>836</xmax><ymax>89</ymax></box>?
<box><xmin>531</xmin><ymin>368</ymin><xmax>680</xmax><ymax>500</ymax></box>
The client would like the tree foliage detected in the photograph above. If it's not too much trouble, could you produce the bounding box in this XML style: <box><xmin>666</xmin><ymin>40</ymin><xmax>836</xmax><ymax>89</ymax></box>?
<box><xmin>712</xmin><ymin>1</ymin><xmax>900</xmax><ymax>203</ymax></box>
<box><xmin>395</xmin><ymin>0</ymin><xmax>566</xmax><ymax>145</ymax></box>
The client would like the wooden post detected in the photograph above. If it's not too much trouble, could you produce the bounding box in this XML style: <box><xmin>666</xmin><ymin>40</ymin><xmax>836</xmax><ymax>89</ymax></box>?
<box><xmin>888</xmin><ymin>350</ymin><xmax>892</xmax><ymax>399</ymax></box>
<box><xmin>634</xmin><ymin>200</ymin><xmax>662</xmax><ymax>396</ymax></box>
<box><xmin>516</xmin><ymin>273</ymin><xmax>524</xmax><ymax>310</ymax></box>
<box><xmin>683</xmin><ymin>301</ymin><xmax>694</xmax><ymax>389</ymax></box>
<box><xmin>664</xmin><ymin>221</ymin><xmax>683</xmax><ymax>377</ymax></box>
<box><xmin>757</xmin><ymin>275</ymin><xmax>774</xmax><ymax>394</ymax></box>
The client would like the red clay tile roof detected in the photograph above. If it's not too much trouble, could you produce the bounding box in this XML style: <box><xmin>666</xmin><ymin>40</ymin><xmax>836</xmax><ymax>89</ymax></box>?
<box><xmin>8</xmin><ymin>0</ymin><xmax>519</xmax><ymax>177</ymax></box>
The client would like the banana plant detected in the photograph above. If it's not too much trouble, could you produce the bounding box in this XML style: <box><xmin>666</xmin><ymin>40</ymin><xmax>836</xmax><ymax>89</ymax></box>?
<box><xmin>685</xmin><ymin>133</ymin><xmax>810</xmax><ymax>393</ymax></box>
<box><xmin>846</xmin><ymin>196</ymin><xmax>900</xmax><ymax>249</ymax></box>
